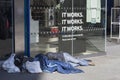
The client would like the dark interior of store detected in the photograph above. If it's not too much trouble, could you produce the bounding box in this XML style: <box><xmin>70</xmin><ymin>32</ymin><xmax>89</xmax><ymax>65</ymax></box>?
<box><xmin>0</xmin><ymin>0</ymin><xmax>14</xmax><ymax>59</ymax></box>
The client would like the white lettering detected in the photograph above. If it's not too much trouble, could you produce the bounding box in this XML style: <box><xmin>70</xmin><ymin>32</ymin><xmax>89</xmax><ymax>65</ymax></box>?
<box><xmin>62</xmin><ymin>26</ymin><xmax>67</xmax><ymax>32</ymax></box>
<box><xmin>62</xmin><ymin>12</ymin><xmax>67</xmax><ymax>18</ymax></box>
<box><xmin>66</xmin><ymin>19</ymin><xmax>83</xmax><ymax>24</ymax></box>
<box><xmin>62</xmin><ymin>12</ymin><xmax>83</xmax><ymax>18</ymax></box>
<box><xmin>62</xmin><ymin>38</ymin><xmax>76</xmax><ymax>41</ymax></box>
<box><xmin>62</xmin><ymin>20</ymin><xmax>67</xmax><ymax>25</ymax></box>
<box><xmin>62</xmin><ymin>26</ymin><xmax>83</xmax><ymax>32</ymax></box>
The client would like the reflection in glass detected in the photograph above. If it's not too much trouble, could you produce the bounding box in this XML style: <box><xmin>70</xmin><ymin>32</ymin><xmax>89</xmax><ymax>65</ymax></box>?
<box><xmin>29</xmin><ymin>0</ymin><xmax>106</xmax><ymax>57</ymax></box>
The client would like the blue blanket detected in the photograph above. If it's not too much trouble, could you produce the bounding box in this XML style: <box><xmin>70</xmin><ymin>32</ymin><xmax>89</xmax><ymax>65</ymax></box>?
<box><xmin>34</xmin><ymin>54</ymin><xmax>84</xmax><ymax>74</ymax></box>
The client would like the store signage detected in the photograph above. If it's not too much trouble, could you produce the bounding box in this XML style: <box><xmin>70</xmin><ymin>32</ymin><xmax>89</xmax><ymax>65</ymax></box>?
<box><xmin>62</xmin><ymin>12</ymin><xmax>83</xmax><ymax>31</ymax></box>
<box><xmin>61</xmin><ymin>12</ymin><xmax>84</xmax><ymax>41</ymax></box>
<box><xmin>59</xmin><ymin>0</ymin><xmax>86</xmax><ymax>54</ymax></box>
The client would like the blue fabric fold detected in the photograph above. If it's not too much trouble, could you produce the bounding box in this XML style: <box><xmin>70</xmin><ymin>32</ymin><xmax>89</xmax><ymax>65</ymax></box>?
<box><xmin>34</xmin><ymin>54</ymin><xmax>84</xmax><ymax>74</ymax></box>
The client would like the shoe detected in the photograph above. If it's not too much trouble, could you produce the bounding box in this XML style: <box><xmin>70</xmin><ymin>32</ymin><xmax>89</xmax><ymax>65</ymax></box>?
<box><xmin>88</xmin><ymin>62</ymin><xmax>95</xmax><ymax>66</ymax></box>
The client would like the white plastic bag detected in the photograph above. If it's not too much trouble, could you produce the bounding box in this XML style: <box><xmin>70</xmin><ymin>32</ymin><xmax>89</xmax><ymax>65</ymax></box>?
<box><xmin>25</xmin><ymin>61</ymin><xmax>42</xmax><ymax>73</ymax></box>
<box><xmin>2</xmin><ymin>54</ymin><xmax>20</xmax><ymax>73</ymax></box>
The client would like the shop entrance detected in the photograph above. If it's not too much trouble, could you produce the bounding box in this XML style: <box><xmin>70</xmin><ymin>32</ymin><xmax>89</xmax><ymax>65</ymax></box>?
<box><xmin>25</xmin><ymin>0</ymin><xmax>107</xmax><ymax>57</ymax></box>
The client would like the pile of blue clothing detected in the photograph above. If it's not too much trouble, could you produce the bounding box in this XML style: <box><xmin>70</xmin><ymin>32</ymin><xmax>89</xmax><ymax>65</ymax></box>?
<box><xmin>34</xmin><ymin>54</ymin><xmax>84</xmax><ymax>74</ymax></box>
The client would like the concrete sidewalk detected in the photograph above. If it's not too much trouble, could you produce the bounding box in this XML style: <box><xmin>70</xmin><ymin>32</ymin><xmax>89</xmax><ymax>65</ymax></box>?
<box><xmin>0</xmin><ymin>42</ymin><xmax>120</xmax><ymax>80</ymax></box>
<box><xmin>39</xmin><ymin>44</ymin><xmax>120</xmax><ymax>80</ymax></box>
<box><xmin>36</xmin><ymin>44</ymin><xmax>120</xmax><ymax>80</ymax></box>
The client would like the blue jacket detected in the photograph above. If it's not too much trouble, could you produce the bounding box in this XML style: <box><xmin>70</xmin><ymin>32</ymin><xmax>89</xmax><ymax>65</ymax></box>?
<box><xmin>34</xmin><ymin>54</ymin><xmax>84</xmax><ymax>74</ymax></box>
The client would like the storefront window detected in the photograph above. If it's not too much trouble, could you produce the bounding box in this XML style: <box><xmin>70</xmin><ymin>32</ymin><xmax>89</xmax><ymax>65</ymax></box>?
<box><xmin>0</xmin><ymin>0</ymin><xmax>14</xmax><ymax>59</ymax></box>
<box><xmin>27</xmin><ymin>0</ymin><xmax>107</xmax><ymax>57</ymax></box>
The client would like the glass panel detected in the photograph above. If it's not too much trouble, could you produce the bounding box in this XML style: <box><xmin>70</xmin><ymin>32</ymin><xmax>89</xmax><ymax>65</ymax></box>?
<box><xmin>72</xmin><ymin>0</ymin><xmax>86</xmax><ymax>56</ymax></box>
<box><xmin>58</xmin><ymin>0</ymin><xmax>73</xmax><ymax>55</ymax></box>
<box><xmin>79</xmin><ymin>0</ymin><xmax>106</xmax><ymax>56</ymax></box>
<box><xmin>111</xmin><ymin>24</ymin><xmax>119</xmax><ymax>38</ymax></box>
<box><xmin>111</xmin><ymin>8</ymin><xmax>120</xmax><ymax>23</ymax></box>
<box><xmin>111</xmin><ymin>8</ymin><xmax>120</xmax><ymax>39</ymax></box>
<box><xmin>0</xmin><ymin>0</ymin><xmax>14</xmax><ymax>59</ymax></box>
<box><xmin>30</xmin><ymin>0</ymin><xmax>73</xmax><ymax>56</ymax></box>
<box><xmin>29</xmin><ymin>0</ymin><xmax>106</xmax><ymax>57</ymax></box>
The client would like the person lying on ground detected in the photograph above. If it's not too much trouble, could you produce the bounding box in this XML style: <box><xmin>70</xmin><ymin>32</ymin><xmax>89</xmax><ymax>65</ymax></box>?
<box><xmin>46</xmin><ymin>52</ymin><xmax>95</xmax><ymax>67</ymax></box>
